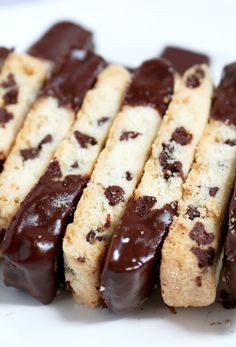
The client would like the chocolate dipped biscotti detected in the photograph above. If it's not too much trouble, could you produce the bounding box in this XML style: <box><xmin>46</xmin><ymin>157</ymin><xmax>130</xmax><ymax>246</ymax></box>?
<box><xmin>161</xmin><ymin>63</ymin><xmax>236</xmax><ymax>307</ymax></box>
<box><xmin>63</xmin><ymin>58</ymin><xmax>177</xmax><ymax>307</ymax></box>
<box><xmin>3</xmin><ymin>63</ymin><xmax>129</xmax><ymax>304</ymax></box>
<box><xmin>0</xmin><ymin>52</ymin><xmax>49</xmax><ymax>172</ymax></box>
<box><xmin>0</xmin><ymin>51</ymin><xmax>104</xmax><ymax>252</ymax></box>
<box><xmin>101</xmin><ymin>64</ymin><xmax>213</xmax><ymax>313</ymax></box>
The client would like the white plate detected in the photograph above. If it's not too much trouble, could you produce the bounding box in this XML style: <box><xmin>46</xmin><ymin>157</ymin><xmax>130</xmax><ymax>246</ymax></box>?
<box><xmin>0</xmin><ymin>0</ymin><xmax>235</xmax><ymax>346</ymax></box>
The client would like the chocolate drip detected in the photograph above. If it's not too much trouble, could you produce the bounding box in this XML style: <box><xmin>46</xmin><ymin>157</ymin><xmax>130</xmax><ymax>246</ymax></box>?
<box><xmin>0</xmin><ymin>47</ymin><xmax>12</xmax><ymax>71</ymax></box>
<box><xmin>160</xmin><ymin>46</ymin><xmax>209</xmax><ymax>74</ymax></box>
<box><xmin>210</xmin><ymin>63</ymin><xmax>236</xmax><ymax>125</ymax></box>
<box><xmin>28</xmin><ymin>21</ymin><xmax>94</xmax><ymax>62</ymax></box>
<box><xmin>3</xmin><ymin>160</ymin><xmax>88</xmax><ymax>304</ymax></box>
<box><xmin>123</xmin><ymin>59</ymin><xmax>174</xmax><ymax>116</ymax></box>
<box><xmin>101</xmin><ymin>197</ymin><xmax>177</xmax><ymax>313</ymax></box>
<box><xmin>222</xmin><ymin>183</ymin><xmax>236</xmax><ymax>301</ymax></box>
<box><xmin>40</xmin><ymin>51</ymin><xmax>105</xmax><ymax>112</ymax></box>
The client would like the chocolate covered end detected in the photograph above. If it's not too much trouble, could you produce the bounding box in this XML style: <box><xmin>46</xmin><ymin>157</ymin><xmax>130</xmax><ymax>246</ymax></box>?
<box><xmin>40</xmin><ymin>51</ymin><xmax>106</xmax><ymax>112</ymax></box>
<box><xmin>101</xmin><ymin>197</ymin><xmax>177</xmax><ymax>313</ymax></box>
<box><xmin>160</xmin><ymin>46</ymin><xmax>209</xmax><ymax>75</ymax></box>
<box><xmin>210</xmin><ymin>62</ymin><xmax>236</xmax><ymax>125</ymax></box>
<box><xmin>28</xmin><ymin>21</ymin><xmax>94</xmax><ymax>62</ymax></box>
<box><xmin>3</xmin><ymin>160</ymin><xmax>88</xmax><ymax>304</ymax></box>
<box><xmin>123</xmin><ymin>59</ymin><xmax>174</xmax><ymax>116</ymax></box>
<box><xmin>222</xmin><ymin>183</ymin><xmax>236</xmax><ymax>304</ymax></box>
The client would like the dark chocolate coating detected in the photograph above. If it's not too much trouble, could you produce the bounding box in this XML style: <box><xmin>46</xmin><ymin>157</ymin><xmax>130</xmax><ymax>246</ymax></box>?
<box><xmin>210</xmin><ymin>63</ymin><xmax>236</xmax><ymax>125</ymax></box>
<box><xmin>3</xmin><ymin>160</ymin><xmax>88</xmax><ymax>304</ymax></box>
<box><xmin>28</xmin><ymin>21</ymin><xmax>94</xmax><ymax>62</ymax></box>
<box><xmin>223</xmin><ymin>182</ymin><xmax>236</xmax><ymax>300</ymax></box>
<box><xmin>124</xmin><ymin>59</ymin><xmax>174</xmax><ymax>116</ymax></box>
<box><xmin>40</xmin><ymin>51</ymin><xmax>105</xmax><ymax>112</ymax></box>
<box><xmin>160</xmin><ymin>46</ymin><xmax>210</xmax><ymax>74</ymax></box>
<box><xmin>101</xmin><ymin>198</ymin><xmax>177</xmax><ymax>313</ymax></box>
<box><xmin>0</xmin><ymin>47</ymin><xmax>12</xmax><ymax>71</ymax></box>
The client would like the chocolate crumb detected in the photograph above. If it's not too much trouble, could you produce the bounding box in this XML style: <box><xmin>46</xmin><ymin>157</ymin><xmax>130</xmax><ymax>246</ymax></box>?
<box><xmin>71</xmin><ymin>161</ymin><xmax>79</xmax><ymax>169</ymax></box>
<box><xmin>86</xmin><ymin>230</ymin><xmax>96</xmax><ymax>244</ymax></box>
<box><xmin>195</xmin><ymin>276</ymin><xmax>202</xmax><ymax>287</ymax></box>
<box><xmin>186</xmin><ymin>205</ymin><xmax>201</xmax><ymax>220</ymax></box>
<box><xmin>77</xmin><ymin>257</ymin><xmax>86</xmax><ymax>263</ymax></box>
<box><xmin>0</xmin><ymin>107</ymin><xmax>13</xmax><ymax>125</ymax></box>
<box><xmin>209</xmin><ymin>187</ymin><xmax>219</xmax><ymax>197</ymax></box>
<box><xmin>190</xmin><ymin>222</ymin><xmax>215</xmax><ymax>245</ymax></box>
<box><xmin>120</xmin><ymin>131</ymin><xmax>141</xmax><ymax>141</ymax></box>
<box><xmin>134</xmin><ymin>196</ymin><xmax>157</xmax><ymax>216</ymax></box>
<box><xmin>74</xmin><ymin>130</ymin><xmax>97</xmax><ymax>148</ymax></box>
<box><xmin>104</xmin><ymin>214</ymin><xmax>111</xmax><ymax>228</ymax></box>
<box><xmin>104</xmin><ymin>185</ymin><xmax>125</xmax><ymax>206</ymax></box>
<box><xmin>171</xmin><ymin>127</ymin><xmax>192</xmax><ymax>145</ymax></box>
<box><xmin>168</xmin><ymin>306</ymin><xmax>177</xmax><ymax>315</ymax></box>
<box><xmin>97</xmin><ymin>117</ymin><xmax>109</xmax><ymax>126</ymax></box>
<box><xmin>159</xmin><ymin>143</ymin><xmax>183</xmax><ymax>179</ymax></box>
<box><xmin>186</xmin><ymin>74</ymin><xmax>200</xmax><ymax>88</ymax></box>
<box><xmin>125</xmin><ymin>171</ymin><xmax>133</xmax><ymax>181</ymax></box>
<box><xmin>191</xmin><ymin>246</ymin><xmax>215</xmax><ymax>268</ymax></box>
<box><xmin>225</xmin><ymin>139</ymin><xmax>236</xmax><ymax>146</ymax></box>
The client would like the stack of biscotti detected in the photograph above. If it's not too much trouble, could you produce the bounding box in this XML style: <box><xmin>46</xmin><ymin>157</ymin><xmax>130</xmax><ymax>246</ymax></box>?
<box><xmin>3</xmin><ymin>62</ymin><xmax>130</xmax><ymax>304</ymax></box>
<box><xmin>1</xmin><ymin>21</ymin><xmax>236</xmax><ymax>314</ymax></box>
<box><xmin>0</xmin><ymin>21</ymin><xmax>95</xmax><ymax>247</ymax></box>
<box><xmin>63</xmin><ymin>58</ymin><xmax>176</xmax><ymax>307</ymax></box>
<box><xmin>101</xmin><ymin>63</ymin><xmax>213</xmax><ymax>313</ymax></box>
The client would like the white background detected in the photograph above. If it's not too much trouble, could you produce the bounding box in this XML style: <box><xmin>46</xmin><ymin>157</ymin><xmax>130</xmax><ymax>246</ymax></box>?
<box><xmin>0</xmin><ymin>0</ymin><xmax>235</xmax><ymax>346</ymax></box>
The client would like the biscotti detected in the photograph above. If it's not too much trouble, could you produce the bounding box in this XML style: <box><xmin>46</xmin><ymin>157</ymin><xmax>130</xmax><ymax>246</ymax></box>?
<box><xmin>101</xmin><ymin>64</ymin><xmax>213</xmax><ymax>313</ymax></box>
<box><xmin>3</xmin><ymin>64</ymin><xmax>130</xmax><ymax>304</ymax></box>
<box><xmin>0</xmin><ymin>52</ymin><xmax>105</xmax><ymax>252</ymax></box>
<box><xmin>0</xmin><ymin>53</ymin><xmax>48</xmax><ymax>171</ymax></box>
<box><xmin>160</xmin><ymin>63</ymin><xmax>236</xmax><ymax>307</ymax></box>
<box><xmin>63</xmin><ymin>58</ymin><xmax>177</xmax><ymax>308</ymax></box>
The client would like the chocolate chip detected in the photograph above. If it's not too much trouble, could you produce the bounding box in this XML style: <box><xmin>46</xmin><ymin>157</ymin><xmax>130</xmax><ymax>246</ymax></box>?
<box><xmin>134</xmin><ymin>195</ymin><xmax>157</xmax><ymax>216</ymax></box>
<box><xmin>1</xmin><ymin>73</ymin><xmax>16</xmax><ymax>89</ymax></box>
<box><xmin>120</xmin><ymin>131</ymin><xmax>141</xmax><ymax>141</ymax></box>
<box><xmin>186</xmin><ymin>205</ymin><xmax>201</xmax><ymax>220</ymax></box>
<box><xmin>0</xmin><ymin>107</ymin><xmax>13</xmax><ymax>125</ymax></box>
<box><xmin>20</xmin><ymin>134</ymin><xmax>52</xmax><ymax>161</ymax></box>
<box><xmin>71</xmin><ymin>161</ymin><xmax>79</xmax><ymax>169</ymax></box>
<box><xmin>159</xmin><ymin>143</ymin><xmax>183</xmax><ymax>179</ymax></box>
<box><xmin>96</xmin><ymin>235</ymin><xmax>107</xmax><ymax>242</ymax></box>
<box><xmin>0</xmin><ymin>228</ymin><xmax>6</xmax><ymax>242</ymax></box>
<box><xmin>86</xmin><ymin>230</ymin><xmax>96</xmax><ymax>244</ymax></box>
<box><xmin>171</xmin><ymin>127</ymin><xmax>192</xmax><ymax>145</ymax></box>
<box><xmin>1</xmin><ymin>74</ymin><xmax>18</xmax><ymax>105</ymax></box>
<box><xmin>3</xmin><ymin>88</ymin><xmax>18</xmax><ymax>105</ymax></box>
<box><xmin>20</xmin><ymin>148</ymin><xmax>39</xmax><ymax>160</ymax></box>
<box><xmin>195</xmin><ymin>276</ymin><xmax>202</xmax><ymax>287</ymax></box>
<box><xmin>186</xmin><ymin>74</ymin><xmax>200</xmax><ymax>88</ymax></box>
<box><xmin>104</xmin><ymin>214</ymin><xmax>111</xmax><ymax>228</ymax></box>
<box><xmin>209</xmin><ymin>187</ymin><xmax>219</xmax><ymax>197</ymax></box>
<box><xmin>74</xmin><ymin>130</ymin><xmax>97</xmax><ymax>148</ymax></box>
<box><xmin>97</xmin><ymin>117</ymin><xmax>109</xmax><ymax>126</ymax></box>
<box><xmin>225</xmin><ymin>139</ymin><xmax>236</xmax><ymax>146</ymax></box>
<box><xmin>77</xmin><ymin>257</ymin><xmax>86</xmax><ymax>263</ymax></box>
<box><xmin>191</xmin><ymin>246</ymin><xmax>215</xmax><ymax>268</ymax></box>
<box><xmin>185</xmin><ymin>67</ymin><xmax>204</xmax><ymax>89</ymax></box>
<box><xmin>104</xmin><ymin>185</ymin><xmax>125</xmax><ymax>206</ymax></box>
<box><xmin>190</xmin><ymin>222</ymin><xmax>215</xmax><ymax>245</ymax></box>
<box><xmin>125</xmin><ymin>171</ymin><xmax>133</xmax><ymax>181</ymax></box>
